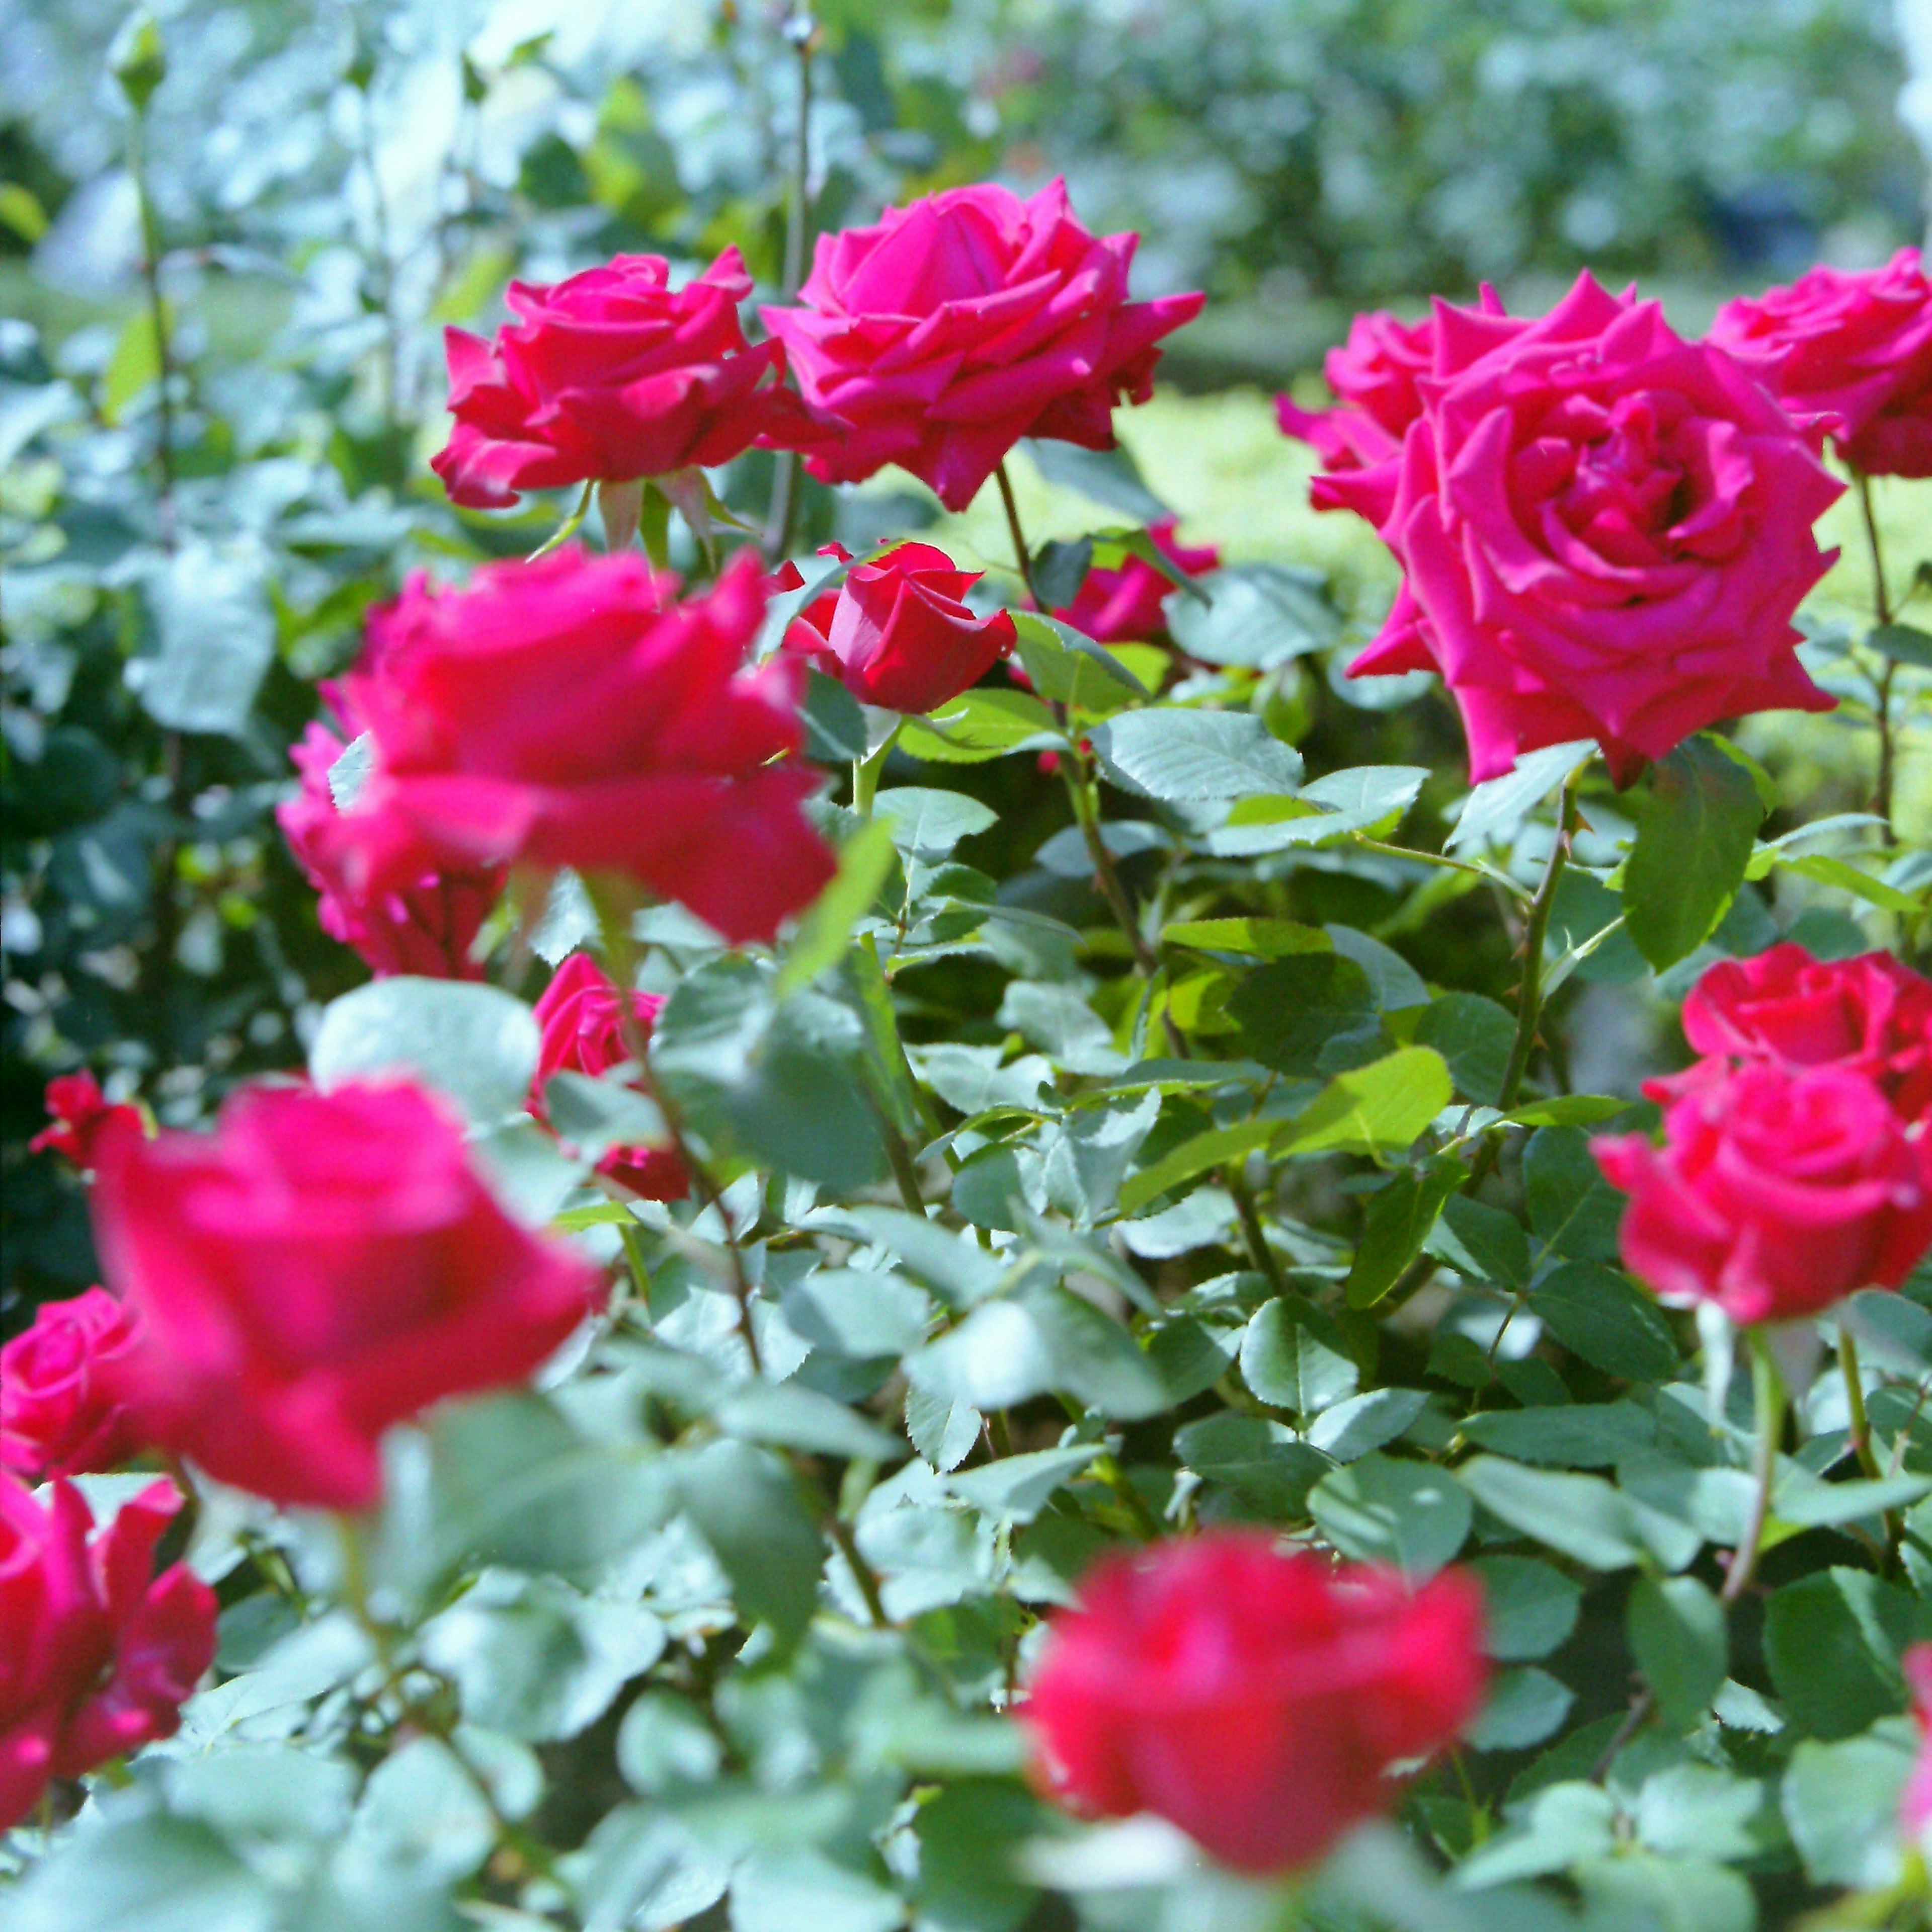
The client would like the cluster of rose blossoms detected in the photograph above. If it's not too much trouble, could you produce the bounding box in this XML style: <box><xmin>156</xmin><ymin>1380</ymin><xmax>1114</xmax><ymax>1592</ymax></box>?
<box><xmin>8</xmin><ymin>176</ymin><xmax>1932</xmax><ymax>1871</ymax></box>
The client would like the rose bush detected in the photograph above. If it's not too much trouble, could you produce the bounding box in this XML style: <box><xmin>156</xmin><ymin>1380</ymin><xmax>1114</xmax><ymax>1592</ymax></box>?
<box><xmin>6</xmin><ymin>25</ymin><xmax>1932</xmax><ymax>1932</ymax></box>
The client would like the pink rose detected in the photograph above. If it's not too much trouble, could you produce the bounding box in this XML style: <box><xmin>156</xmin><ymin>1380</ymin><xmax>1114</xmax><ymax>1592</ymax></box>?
<box><xmin>431</xmin><ymin>249</ymin><xmax>811</xmax><ymax>510</ymax></box>
<box><xmin>92</xmin><ymin>1080</ymin><xmax>603</xmax><ymax>1510</ymax></box>
<box><xmin>1593</xmin><ymin>1062</ymin><xmax>1932</xmax><ymax>1325</ymax></box>
<box><xmin>531</xmin><ymin>953</ymin><xmax>688</xmax><ymax>1202</ymax></box>
<box><xmin>1052</xmin><ymin>518</ymin><xmax>1219</xmax><ymax>645</ymax></box>
<box><xmin>1902</xmin><ymin>1643</ymin><xmax>1932</xmax><ymax>1846</ymax></box>
<box><xmin>0</xmin><ymin>1477</ymin><xmax>216</xmax><ymax>1829</ymax></box>
<box><xmin>1668</xmin><ymin>944</ymin><xmax>1932</xmax><ymax>1124</ymax></box>
<box><xmin>1710</xmin><ymin>249</ymin><xmax>1932</xmax><ymax>478</ymax></box>
<box><xmin>30</xmin><ymin>1073</ymin><xmax>143</xmax><ymax>1174</ymax></box>
<box><xmin>1326</xmin><ymin>273</ymin><xmax>1842</xmax><ymax>783</ymax></box>
<box><xmin>1022</xmin><ymin>1531</ymin><xmax>1486</xmax><ymax>1875</ymax></box>
<box><xmin>761</xmin><ymin>179</ymin><xmax>1203</xmax><ymax>511</ymax></box>
<box><xmin>279</xmin><ymin>692</ymin><xmax>505</xmax><ymax>981</ymax></box>
<box><xmin>781</xmin><ymin>542</ymin><xmax>1017</xmax><ymax>713</ymax></box>
<box><xmin>316</xmin><ymin>547</ymin><xmax>837</xmax><ymax>948</ymax></box>
<box><xmin>1276</xmin><ymin>290</ymin><xmax>1512</xmax><ymax>494</ymax></box>
<box><xmin>1</xmin><ymin>1289</ymin><xmax>144</xmax><ymax>1484</ymax></box>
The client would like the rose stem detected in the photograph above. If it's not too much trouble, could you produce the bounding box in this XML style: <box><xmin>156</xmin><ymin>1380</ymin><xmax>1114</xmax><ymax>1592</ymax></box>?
<box><xmin>763</xmin><ymin>10</ymin><xmax>816</xmax><ymax>562</ymax></box>
<box><xmin>1720</xmin><ymin>1337</ymin><xmax>1787</xmax><ymax>1606</ymax></box>
<box><xmin>1855</xmin><ymin>469</ymin><xmax>1898</xmax><ymax>844</ymax></box>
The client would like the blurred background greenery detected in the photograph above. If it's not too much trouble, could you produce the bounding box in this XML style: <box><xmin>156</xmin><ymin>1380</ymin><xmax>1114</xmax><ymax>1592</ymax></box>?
<box><xmin>3</xmin><ymin>0</ymin><xmax>1927</xmax><ymax>1317</ymax></box>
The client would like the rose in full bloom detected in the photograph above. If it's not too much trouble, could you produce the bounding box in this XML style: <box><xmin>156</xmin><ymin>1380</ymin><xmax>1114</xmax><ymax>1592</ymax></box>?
<box><xmin>1324</xmin><ymin>273</ymin><xmax>1842</xmax><ymax>783</ymax></box>
<box><xmin>1</xmin><ymin>1289</ymin><xmax>144</xmax><ymax>1484</ymax></box>
<box><xmin>1669</xmin><ymin>944</ymin><xmax>1932</xmax><ymax>1123</ymax></box>
<box><xmin>1593</xmin><ymin>1062</ymin><xmax>1932</xmax><ymax>1325</ymax></box>
<box><xmin>30</xmin><ymin>1073</ymin><xmax>143</xmax><ymax>1173</ymax></box>
<box><xmin>781</xmin><ymin>542</ymin><xmax>1017</xmax><ymax>713</ymax></box>
<box><xmin>1710</xmin><ymin>249</ymin><xmax>1932</xmax><ymax>478</ymax></box>
<box><xmin>1902</xmin><ymin>1643</ymin><xmax>1932</xmax><ymax>1849</ymax></box>
<box><xmin>1276</xmin><ymin>289</ymin><xmax>1514</xmax><ymax>494</ymax></box>
<box><xmin>279</xmin><ymin>692</ymin><xmax>505</xmax><ymax>981</ymax></box>
<box><xmin>315</xmin><ymin>548</ymin><xmax>836</xmax><ymax>947</ymax></box>
<box><xmin>531</xmin><ymin>953</ymin><xmax>687</xmax><ymax>1202</ymax></box>
<box><xmin>1051</xmin><ymin>519</ymin><xmax>1219</xmax><ymax>645</ymax></box>
<box><xmin>761</xmin><ymin>180</ymin><xmax>1203</xmax><ymax>511</ymax></box>
<box><xmin>1021</xmin><ymin>1531</ymin><xmax>1486</xmax><ymax>1875</ymax></box>
<box><xmin>431</xmin><ymin>249</ymin><xmax>809</xmax><ymax>510</ymax></box>
<box><xmin>1</xmin><ymin>1477</ymin><xmax>216</xmax><ymax>1828</ymax></box>
<box><xmin>92</xmin><ymin>1080</ymin><xmax>603</xmax><ymax>1510</ymax></box>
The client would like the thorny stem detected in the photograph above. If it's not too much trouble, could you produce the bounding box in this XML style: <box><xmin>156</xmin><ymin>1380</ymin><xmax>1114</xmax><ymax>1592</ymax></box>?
<box><xmin>995</xmin><ymin>460</ymin><xmax>1040</xmax><ymax>607</ymax></box>
<box><xmin>764</xmin><ymin>11</ymin><xmax>816</xmax><ymax>561</ymax></box>
<box><xmin>1841</xmin><ymin>1328</ymin><xmax>1882</xmax><ymax>1481</ymax></box>
<box><xmin>1721</xmin><ymin>1339</ymin><xmax>1787</xmax><ymax>1607</ymax></box>
<box><xmin>1856</xmin><ymin>470</ymin><xmax>1899</xmax><ymax>843</ymax></box>
<box><xmin>1229</xmin><ymin>1164</ymin><xmax>1287</xmax><ymax>1296</ymax></box>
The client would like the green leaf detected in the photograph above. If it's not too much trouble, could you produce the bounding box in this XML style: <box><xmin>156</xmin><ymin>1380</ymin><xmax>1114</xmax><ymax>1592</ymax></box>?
<box><xmin>801</xmin><ymin>667</ymin><xmax>868</xmax><ymax>761</ymax></box>
<box><xmin>897</xmin><ymin>689</ymin><xmax>1058</xmax><ymax>764</ymax></box>
<box><xmin>1446</xmin><ymin>740</ymin><xmax>1597</xmax><ymax>853</ymax></box>
<box><xmin>1870</xmin><ymin>621</ymin><xmax>1932</xmax><ymax>668</ymax></box>
<box><xmin>1427</xmin><ymin>1193</ymin><xmax>1532</xmax><ymax>1290</ymax></box>
<box><xmin>1116</xmin><ymin>1117</ymin><xmax>1280</xmax><ymax>1217</ymax></box>
<box><xmin>1345</xmin><ymin>1162</ymin><xmax>1466</xmax><ymax>1307</ymax></box>
<box><xmin>0</xmin><ymin>1811</ymin><xmax>274</xmax><ymax>1932</ymax></box>
<box><xmin>777</xmin><ymin>824</ymin><xmax>896</xmax><ymax>995</ymax></box>
<box><xmin>1461</xmin><ymin>1402</ymin><xmax>1656</xmax><ymax>1469</ymax></box>
<box><xmin>1454</xmin><ymin>1781</ymin><xmax>1617</xmax><ymax>1887</ymax></box>
<box><xmin>1413</xmin><ymin>994</ymin><xmax>1517</xmax><ymax>1107</ymax></box>
<box><xmin>1305</xmin><ymin>1388</ymin><xmax>1430</xmax><ymax>1462</ymax></box>
<box><xmin>1783</xmin><ymin>1723</ymin><xmax>1916</xmax><ymax>1889</ymax></box>
<box><xmin>1764</xmin><ymin>1567</ymin><xmax>1926</xmax><ymax>1740</ymax></box>
<box><xmin>1624</xmin><ymin>737</ymin><xmax>1765</xmax><ymax>971</ymax></box>
<box><xmin>1229</xmin><ymin>950</ymin><xmax>1378</xmax><ymax>1076</ymax></box>
<box><xmin>874</xmin><ymin>786</ymin><xmax>999</xmax><ymax>857</ymax></box>
<box><xmin>782</xmin><ymin>1267</ymin><xmax>931</xmax><ymax>1359</ymax></box>
<box><xmin>1163</xmin><ymin>562</ymin><xmax>1340</xmax><ymax>669</ymax></box>
<box><xmin>677</xmin><ymin>1440</ymin><xmax>824</xmax><ymax>1651</ymax></box>
<box><xmin>1240</xmin><ymin>1299</ymin><xmax>1359</xmax><ymax>1415</ymax></box>
<box><xmin>1274</xmin><ymin>1047</ymin><xmax>1454</xmax><ymax>1159</ymax></box>
<box><xmin>345</xmin><ymin>1737</ymin><xmax>497</xmax><ymax>1882</ymax></box>
<box><xmin>1629</xmin><ymin>1575</ymin><xmax>1728</xmax><ymax>1731</ymax></box>
<box><xmin>1032</xmin><ymin>536</ymin><xmax>1095</xmax><ymax>608</ymax></box>
<box><xmin>1524</xmin><ymin>1127</ymin><xmax>1627</xmax><ymax>1261</ymax></box>
<box><xmin>1465</xmin><ymin>1666</ymin><xmax>1576</xmax><ymax>1752</ymax></box>
<box><xmin>130</xmin><ymin>540</ymin><xmax>276</xmax><ymax>737</ymax></box>
<box><xmin>1309</xmin><ymin>1454</ymin><xmax>1472</xmax><ymax>1578</ymax></box>
<box><xmin>713</xmin><ymin>1381</ymin><xmax>905</xmax><ymax>1462</ymax></box>
<box><xmin>1468</xmin><ymin>1556</ymin><xmax>1581</xmax><ymax>1661</ymax></box>
<box><xmin>948</xmin><ymin>1444</ymin><xmax>1105</xmax><ymax>1522</ymax></box>
<box><xmin>1161</xmin><ymin>916</ymin><xmax>1329</xmax><ymax>957</ymax></box>
<box><xmin>103</xmin><ymin>307</ymin><xmax>164</xmax><ymax>421</ymax></box>
<box><xmin>1458</xmin><ymin>1456</ymin><xmax>1697</xmax><ymax>1571</ymax></box>
<box><xmin>310</xmin><ymin>978</ymin><xmax>537</xmax><ymax>1124</ymax></box>
<box><xmin>1175</xmin><ymin>1413</ymin><xmax>1333</xmax><ymax>1517</ymax></box>
<box><xmin>1089</xmin><ymin>707</ymin><xmax>1305</xmax><ymax>801</ymax></box>
<box><xmin>1208</xmin><ymin>765</ymin><xmax>1426</xmax><ymax>853</ymax></box>
<box><xmin>1023</xmin><ymin>436</ymin><xmax>1170</xmax><ymax>521</ymax></box>
<box><xmin>1011</xmin><ymin>611</ymin><xmax>1148</xmax><ymax>713</ymax></box>
<box><xmin>1530</xmin><ymin>1261</ymin><xmax>1679</xmax><ymax>1383</ymax></box>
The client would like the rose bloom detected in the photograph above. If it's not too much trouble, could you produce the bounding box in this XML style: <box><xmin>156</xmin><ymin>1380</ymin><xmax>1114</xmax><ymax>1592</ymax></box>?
<box><xmin>780</xmin><ymin>542</ymin><xmax>1017</xmax><ymax>713</ymax></box>
<box><xmin>1021</xmin><ymin>1531</ymin><xmax>1486</xmax><ymax>1875</ymax></box>
<box><xmin>316</xmin><ymin>548</ymin><xmax>836</xmax><ymax>948</ymax></box>
<box><xmin>1276</xmin><ymin>289</ymin><xmax>1513</xmax><ymax>492</ymax></box>
<box><xmin>92</xmin><ymin>1080</ymin><xmax>604</xmax><ymax>1511</ymax></box>
<box><xmin>1</xmin><ymin>1477</ymin><xmax>216</xmax><ymax>1829</ymax></box>
<box><xmin>1052</xmin><ymin>519</ymin><xmax>1219</xmax><ymax>645</ymax></box>
<box><xmin>531</xmin><ymin>952</ymin><xmax>687</xmax><ymax>1201</ymax></box>
<box><xmin>30</xmin><ymin>1072</ymin><xmax>142</xmax><ymax>1173</ymax></box>
<box><xmin>431</xmin><ymin>249</ymin><xmax>809</xmax><ymax>509</ymax></box>
<box><xmin>1668</xmin><ymin>943</ymin><xmax>1932</xmax><ymax>1123</ymax></box>
<box><xmin>761</xmin><ymin>179</ymin><xmax>1202</xmax><ymax>511</ymax></box>
<box><xmin>279</xmin><ymin>690</ymin><xmax>505</xmax><ymax>981</ymax></box>
<box><xmin>1</xmin><ymin>1289</ymin><xmax>143</xmax><ymax>1484</ymax></box>
<box><xmin>1322</xmin><ymin>273</ymin><xmax>1842</xmax><ymax>784</ymax></box>
<box><xmin>1710</xmin><ymin>248</ymin><xmax>1932</xmax><ymax>479</ymax></box>
<box><xmin>1593</xmin><ymin>1062</ymin><xmax>1932</xmax><ymax>1325</ymax></box>
<box><xmin>1902</xmin><ymin>1643</ymin><xmax>1932</xmax><ymax>1849</ymax></box>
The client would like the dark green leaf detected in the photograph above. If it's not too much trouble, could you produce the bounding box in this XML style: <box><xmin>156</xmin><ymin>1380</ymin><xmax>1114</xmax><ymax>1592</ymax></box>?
<box><xmin>1628</xmin><ymin>1574</ymin><xmax>1727</xmax><ymax>1731</ymax></box>
<box><xmin>1229</xmin><ymin>951</ymin><xmax>1376</xmax><ymax>1076</ymax></box>
<box><xmin>1240</xmin><ymin>1299</ymin><xmax>1359</xmax><ymax>1414</ymax></box>
<box><xmin>677</xmin><ymin>1440</ymin><xmax>824</xmax><ymax>1650</ymax></box>
<box><xmin>1345</xmin><ymin>1163</ymin><xmax>1466</xmax><ymax>1307</ymax></box>
<box><xmin>1089</xmin><ymin>707</ymin><xmax>1305</xmax><ymax>801</ymax></box>
<box><xmin>1530</xmin><ymin>1261</ymin><xmax>1678</xmax><ymax>1383</ymax></box>
<box><xmin>1624</xmin><ymin>737</ymin><xmax>1765</xmax><ymax>970</ymax></box>
<box><xmin>1524</xmin><ymin>1128</ymin><xmax>1628</xmax><ymax>1262</ymax></box>
<box><xmin>1309</xmin><ymin>1455</ymin><xmax>1472</xmax><ymax>1578</ymax></box>
<box><xmin>1468</xmin><ymin>1556</ymin><xmax>1581</xmax><ymax>1661</ymax></box>
<box><xmin>1413</xmin><ymin>994</ymin><xmax>1517</xmax><ymax>1106</ymax></box>
<box><xmin>1764</xmin><ymin>1567</ymin><xmax>1926</xmax><ymax>1740</ymax></box>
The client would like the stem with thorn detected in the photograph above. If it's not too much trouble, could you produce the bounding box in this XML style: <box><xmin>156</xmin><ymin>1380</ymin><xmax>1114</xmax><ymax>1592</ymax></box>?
<box><xmin>1721</xmin><ymin>1338</ymin><xmax>1786</xmax><ymax>1606</ymax></box>
<box><xmin>1856</xmin><ymin>470</ymin><xmax>1898</xmax><ymax>843</ymax></box>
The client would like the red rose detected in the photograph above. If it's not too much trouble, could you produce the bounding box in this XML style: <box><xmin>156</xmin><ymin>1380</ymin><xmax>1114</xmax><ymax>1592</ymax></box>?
<box><xmin>761</xmin><ymin>179</ymin><xmax>1202</xmax><ymax>511</ymax></box>
<box><xmin>1710</xmin><ymin>249</ymin><xmax>1932</xmax><ymax>479</ymax></box>
<box><xmin>1276</xmin><ymin>290</ymin><xmax>1513</xmax><ymax>492</ymax></box>
<box><xmin>1051</xmin><ymin>519</ymin><xmax>1219</xmax><ymax>645</ymax></box>
<box><xmin>1593</xmin><ymin>1062</ymin><xmax>1932</xmax><ymax>1325</ymax></box>
<box><xmin>92</xmin><ymin>1080</ymin><xmax>603</xmax><ymax>1511</ymax></box>
<box><xmin>278</xmin><ymin>693</ymin><xmax>505</xmax><ymax>981</ymax></box>
<box><xmin>1903</xmin><ymin>1643</ymin><xmax>1932</xmax><ymax>1846</ymax></box>
<box><xmin>1021</xmin><ymin>1531</ymin><xmax>1486</xmax><ymax>1875</ymax></box>
<box><xmin>1</xmin><ymin>1289</ymin><xmax>144</xmax><ymax>1484</ymax></box>
<box><xmin>317</xmin><ymin>548</ymin><xmax>836</xmax><ymax>948</ymax></box>
<box><xmin>0</xmin><ymin>1477</ymin><xmax>216</xmax><ymax>1829</ymax></box>
<box><xmin>1324</xmin><ymin>273</ymin><xmax>1842</xmax><ymax>783</ymax></box>
<box><xmin>781</xmin><ymin>542</ymin><xmax>1017</xmax><ymax>713</ymax></box>
<box><xmin>531</xmin><ymin>953</ymin><xmax>688</xmax><ymax>1201</ymax></box>
<box><xmin>1669</xmin><ymin>944</ymin><xmax>1932</xmax><ymax>1123</ymax></box>
<box><xmin>431</xmin><ymin>249</ymin><xmax>809</xmax><ymax>510</ymax></box>
<box><xmin>30</xmin><ymin>1073</ymin><xmax>143</xmax><ymax>1173</ymax></box>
